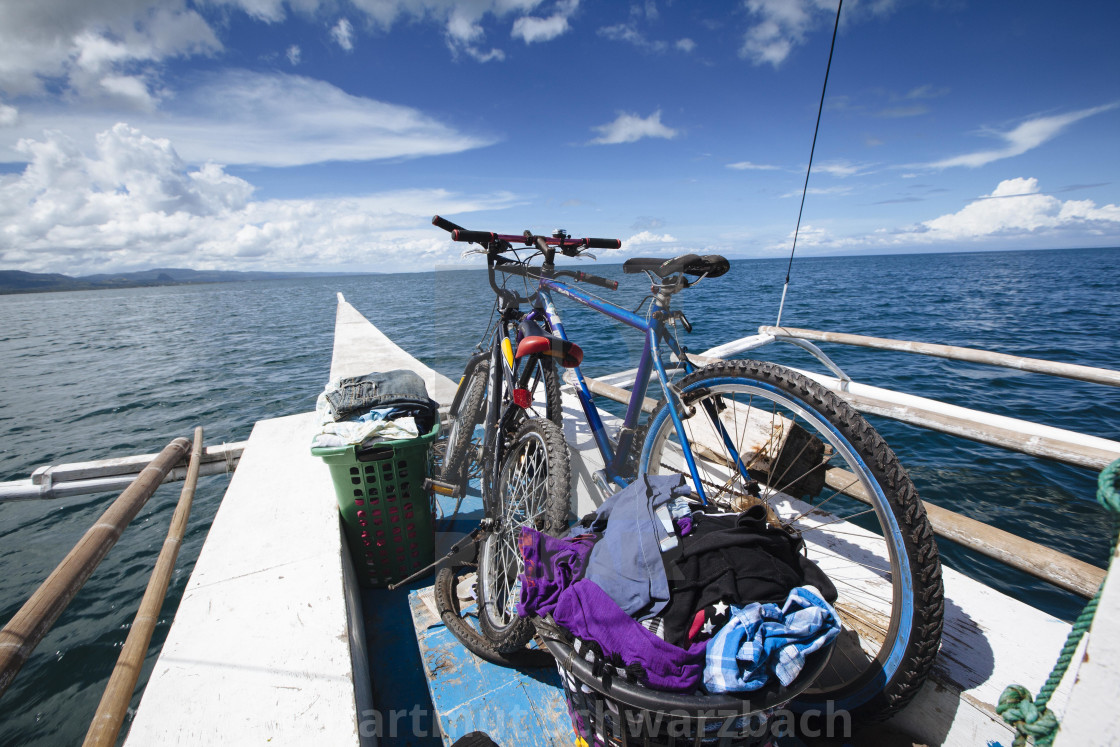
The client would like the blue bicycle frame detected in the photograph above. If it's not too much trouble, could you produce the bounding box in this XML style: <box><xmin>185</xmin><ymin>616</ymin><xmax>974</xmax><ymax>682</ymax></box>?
<box><xmin>521</xmin><ymin>276</ymin><xmax>715</xmax><ymax>499</ymax></box>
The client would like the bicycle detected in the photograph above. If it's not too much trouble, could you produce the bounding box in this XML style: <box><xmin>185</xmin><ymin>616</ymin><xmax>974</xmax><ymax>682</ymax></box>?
<box><xmin>430</xmin><ymin>217</ymin><xmax>944</xmax><ymax>721</ymax></box>
<box><xmin>428</xmin><ymin>215</ymin><xmax>612</xmax><ymax>661</ymax></box>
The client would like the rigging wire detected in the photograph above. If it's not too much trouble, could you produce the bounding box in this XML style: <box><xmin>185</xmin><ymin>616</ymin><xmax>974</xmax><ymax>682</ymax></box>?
<box><xmin>775</xmin><ymin>0</ymin><xmax>844</xmax><ymax>327</ymax></box>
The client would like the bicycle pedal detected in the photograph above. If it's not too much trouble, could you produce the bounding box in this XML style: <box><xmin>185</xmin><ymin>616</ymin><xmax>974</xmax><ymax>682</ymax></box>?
<box><xmin>424</xmin><ymin>477</ymin><xmax>462</xmax><ymax>499</ymax></box>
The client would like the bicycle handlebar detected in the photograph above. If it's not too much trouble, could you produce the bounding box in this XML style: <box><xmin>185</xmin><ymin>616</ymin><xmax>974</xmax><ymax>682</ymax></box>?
<box><xmin>434</xmin><ymin>215</ymin><xmax>621</xmax><ymax>298</ymax></box>
<box><xmin>449</xmin><ymin>227</ymin><xmax>621</xmax><ymax>251</ymax></box>
<box><xmin>452</xmin><ymin>229</ymin><xmax>500</xmax><ymax>244</ymax></box>
<box><xmin>431</xmin><ymin>215</ymin><xmax>464</xmax><ymax>233</ymax></box>
<box><xmin>583</xmin><ymin>237</ymin><xmax>623</xmax><ymax>250</ymax></box>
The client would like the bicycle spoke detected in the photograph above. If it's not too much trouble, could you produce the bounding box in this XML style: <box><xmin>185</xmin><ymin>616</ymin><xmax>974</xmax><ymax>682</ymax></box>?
<box><xmin>791</xmin><ymin>506</ymin><xmax>878</xmax><ymax>533</ymax></box>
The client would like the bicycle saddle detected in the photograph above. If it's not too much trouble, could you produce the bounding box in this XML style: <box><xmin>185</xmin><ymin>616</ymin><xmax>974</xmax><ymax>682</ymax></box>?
<box><xmin>515</xmin><ymin>319</ymin><xmax>584</xmax><ymax>368</ymax></box>
<box><xmin>622</xmin><ymin>253</ymin><xmax>730</xmax><ymax>279</ymax></box>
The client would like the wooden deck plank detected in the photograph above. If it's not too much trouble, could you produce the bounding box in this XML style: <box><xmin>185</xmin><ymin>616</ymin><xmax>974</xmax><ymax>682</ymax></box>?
<box><xmin>332</xmin><ymin>293</ymin><xmax>457</xmax><ymax>405</ymax></box>
<box><xmin>409</xmin><ymin>591</ymin><xmax>572</xmax><ymax>746</ymax></box>
<box><xmin>126</xmin><ymin>413</ymin><xmax>363</xmax><ymax>746</ymax></box>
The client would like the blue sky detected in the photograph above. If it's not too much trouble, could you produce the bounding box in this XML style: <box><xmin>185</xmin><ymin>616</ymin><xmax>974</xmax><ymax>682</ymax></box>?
<box><xmin>0</xmin><ymin>0</ymin><xmax>1118</xmax><ymax>274</ymax></box>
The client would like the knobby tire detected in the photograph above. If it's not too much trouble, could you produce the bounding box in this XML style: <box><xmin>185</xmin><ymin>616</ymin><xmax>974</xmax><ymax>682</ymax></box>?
<box><xmin>640</xmin><ymin>360</ymin><xmax>943</xmax><ymax>721</ymax></box>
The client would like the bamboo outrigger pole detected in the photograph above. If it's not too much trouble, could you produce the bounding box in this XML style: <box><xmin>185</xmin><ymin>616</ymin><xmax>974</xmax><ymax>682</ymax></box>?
<box><xmin>83</xmin><ymin>427</ymin><xmax>204</xmax><ymax>747</ymax></box>
<box><xmin>760</xmin><ymin>326</ymin><xmax>1120</xmax><ymax>388</ymax></box>
<box><xmin>0</xmin><ymin>437</ymin><xmax>192</xmax><ymax>699</ymax></box>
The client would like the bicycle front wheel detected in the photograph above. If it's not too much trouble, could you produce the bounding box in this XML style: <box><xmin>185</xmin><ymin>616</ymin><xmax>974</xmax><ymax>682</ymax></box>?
<box><xmin>477</xmin><ymin>417</ymin><xmax>571</xmax><ymax>653</ymax></box>
<box><xmin>640</xmin><ymin>360</ymin><xmax>943</xmax><ymax>721</ymax></box>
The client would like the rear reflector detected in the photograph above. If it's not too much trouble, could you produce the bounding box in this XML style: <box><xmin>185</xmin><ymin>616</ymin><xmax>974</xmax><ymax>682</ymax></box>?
<box><xmin>512</xmin><ymin>388</ymin><xmax>532</xmax><ymax>408</ymax></box>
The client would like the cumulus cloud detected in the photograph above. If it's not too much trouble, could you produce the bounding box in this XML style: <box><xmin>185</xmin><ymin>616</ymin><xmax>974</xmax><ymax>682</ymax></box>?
<box><xmin>917</xmin><ymin>177</ymin><xmax>1120</xmax><ymax>239</ymax></box>
<box><xmin>626</xmin><ymin>230</ymin><xmax>678</xmax><ymax>245</ymax></box>
<box><xmin>924</xmin><ymin>104</ymin><xmax>1119</xmax><ymax>169</ymax></box>
<box><xmin>676</xmin><ymin>38</ymin><xmax>696</xmax><ymax>53</ymax></box>
<box><xmin>1</xmin><ymin>70</ymin><xmax>494</xmax><ymax>167</ymax></box>
<box><xmin>0</xmin><ymin>0</ymin><xmax>562</xmax><ymax>106</ymax></box>
<box><xmin>0</xmin><ymin>103</ymin><xmax>17</xmax><ymax>126</ymax></box>
<box><xmin>0</xmin><ymin>125</ymin><xmax>521</xmax><ymax>274</ymax></box>
<box><xmin>331</xmin><ymin>18</ymin><xmax>354</xmax><ymax>50</ymax></box>
<box><xmin>512</xmin><ymin>14</ymin><xmax>570</xmax><ymax>43</ymax></box>
<box><xmin>511</xmin><ymin>0</ymin><xmax>578</xmax><ymax>43</ymax></box>
<box><xmin>771</xmin><ymin>177</ymin><xmax>1120</xmax><ymax>252</ymax></box>
<box><xmin>740</xmin><ymin>0</ymin><xmax>896</xmax><ymax>67</ymax></box>
<box><xmin>590</xmin><ymin>110</ymin><xmax>678</xmax><ymax>145</ymax></box>
<box><xmin>0</xmin><ymin>2</ymin><xmax>221</xmax><ymax>102</ymax></box>
<box><xmin>740</xmin><ymin>0</ymin><xmax>814</xmax><ymax>66</ymax></box>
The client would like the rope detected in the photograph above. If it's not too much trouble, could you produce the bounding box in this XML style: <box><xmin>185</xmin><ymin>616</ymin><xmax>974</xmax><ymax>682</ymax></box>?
<box><xmin>775</xmin><ymin>0</ymin><xmax>843</xmax><ymax>328</ymax></box>
<box><xmin>998</xmin><ymin>457</ymin><xmax>1120</xmax><ymax>746</ymax></box>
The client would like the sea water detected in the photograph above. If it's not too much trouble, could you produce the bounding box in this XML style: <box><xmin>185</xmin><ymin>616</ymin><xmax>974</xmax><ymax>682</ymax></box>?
<box><xmin>0</xmin><ymin>246</ymin><xmax>1118</xmax><ymax>745</ymax></box>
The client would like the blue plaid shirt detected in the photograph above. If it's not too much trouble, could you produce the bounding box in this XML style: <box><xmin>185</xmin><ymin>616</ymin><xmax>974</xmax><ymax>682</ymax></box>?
<box><xmin>703</xmin><ymin>586</ymin><xmax>841</xmax><ymax>693</ymax></box>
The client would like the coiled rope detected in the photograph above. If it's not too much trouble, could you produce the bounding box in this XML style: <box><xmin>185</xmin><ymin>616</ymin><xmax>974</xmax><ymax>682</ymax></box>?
<box><xmin>997</xmin><ymin>457</ymin><xmax>1120</xmax><ymax>746</ymax></box>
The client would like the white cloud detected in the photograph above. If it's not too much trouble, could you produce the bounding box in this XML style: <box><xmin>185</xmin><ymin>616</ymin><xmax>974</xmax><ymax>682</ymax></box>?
<box><xmin>0</xmin><ymin>125</ymin><xmax>521</xmax><ymax>274</ymax></box>
<box><xmin>0</xmin><ymin>0</ymin><xmax>554</xmax><ymax>102</ymax></box>
<box><xmin>924</xmin><ymin>104</ymin><xmax>1119</xmax><ymax>169</ymax></box>
<box><xmin>0</xmin><ymin>3</ymin><xmax>221</xmax><ymax>101</ymax></box>
<box><xmin>626</xmin><ymin>230</ymin><xmax>678</xmax><ymax>245</ymax></box>
<box><xmin>590</xmin><ymin>110</ymin><xmax>678</xmax><ymax>145</ymax></box>
<box><xmin>740</xmin><ymin>0</ymin><xmax>817</xmax><ymax>67</ymax></box>
<box><xmin>512</xmin><ymin>14</ymin><xmax>570</xmax><ymax>43</ymax></box>
<box><xmin>286</xmin><ymin>44</ymin><xmax>301</xmax><ymax>65</ymax></box>
<box><xmin>815</xmin><ymin>160</ymin><xmax>869</xmax><ymax>177</ymax></box>
<box><xmin>740</xmin><ymin>0</ymin><xmax>896</xmax><ymax>67</ymax></box>
<box><xmin>726</xmin><ymin>161</ymin><xmax>779</xmax><ymax>170</ymax></box>
<box><xmin>780</xmin><ymin>185</ymin><xmax>852</xmax><ymax>198</ymax></box>
<box><xmin>770</xmin><ymin>177</ymin><xmax>1120</xmax><ymax>252</ymax></box>
<box><xmin>917</xmin><ymin>177</ymin><xmax>1120</xmax><ymax>240</ymax></box>
<box><xmin>2</xmin><ymin>70</ymin><xmax>495</xmax><ymax>167</ymax></box>
<box><xmin>598</xmin><ymin>23</ymin><xmax>667</xmax><ymax>52</ymax></box>
<box><xmin>0</xmin><ymin>103</ymin><xmax>17</xmax><ymax>126</ymax></box>
<box><xmin>676</xmin><ymin>38</ymin><xmax>696</xmax><ymax>53</ymax></box>
<box><xmin>331</xmin><ymin>18</ymin><xmax>355</xmax><ymax>50</ymax></box>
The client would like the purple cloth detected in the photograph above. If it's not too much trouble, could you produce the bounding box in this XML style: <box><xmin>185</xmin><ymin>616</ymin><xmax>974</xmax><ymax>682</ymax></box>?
<box><xmin>553</xmin><ymin>579</ymin><xmax>707</xmax><ymax>692</ymax></box>
<box><xmin>517</xmin><ymin>528</ymin><xmax>597</xmax><ymax>618</ymax></box>
<box><xmin>676</xmin><ymin>514</ymin><xmax>693</xmax><ymax>536</ymax></box>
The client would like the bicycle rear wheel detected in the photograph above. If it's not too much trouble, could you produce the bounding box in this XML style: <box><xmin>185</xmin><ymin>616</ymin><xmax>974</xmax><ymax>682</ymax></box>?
<box><xmin>477</xmin><ymin>417</ymin><xmax>571</xmax><ymax>653</ymax></box>
<box><xmin>433</xmin><ymin>562</ymin><xmax>553</xmax><ymax>667</ymax></box>
<box><xmin>440</xmin><ymin>359</ymin><xmax>489</xmax><ymax>491</ymax></box>
<box><xmin>640</xmin><ymin>360</ymin><xmax>943</xmax><ymax>721</ymax></box>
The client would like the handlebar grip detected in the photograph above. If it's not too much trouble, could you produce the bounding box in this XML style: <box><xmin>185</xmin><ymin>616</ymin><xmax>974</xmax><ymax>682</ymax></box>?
<box><xmin>573</xmin><ymin>271</ymin><xmax>618</xmax><ymax>291</ymax></box>
<box><xmin>431</xmin><ymin>215</ymin><xmax>463</xmax><ymax>233</ymax></box>
<box><xmin>452</xmin><ymin>229</ymin><xmax>498</xmax><ymax>244</ymax></box>
<box><xmin>582</xmin><ymin>238</ymin><xmax>622</xmax><ymax>250</ymax></box>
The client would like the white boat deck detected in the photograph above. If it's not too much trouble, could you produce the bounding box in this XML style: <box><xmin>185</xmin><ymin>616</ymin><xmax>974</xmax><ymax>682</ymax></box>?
<box><xmin>128</xmin><ymin>293</ymin><xmax>1096</xmax><ymax>746</ymax></box>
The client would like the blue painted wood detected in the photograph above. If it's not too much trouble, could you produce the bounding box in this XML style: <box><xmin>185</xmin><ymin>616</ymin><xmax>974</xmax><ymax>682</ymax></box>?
<box><xmin>363</xmin><ymin>584</ymin><xmax>444</xmax><ymax>746</ymax></box>
<box><xmin>410</xmin><ymin>591</ymin><xmax>575</xmax><ymax>746</ymax></box>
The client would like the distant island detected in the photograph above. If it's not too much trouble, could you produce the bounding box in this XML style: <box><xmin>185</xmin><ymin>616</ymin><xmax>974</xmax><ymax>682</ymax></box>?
<box><xmin>0</xmin><ymin>268</ymin><xmax>369</xmax><ymax>295</ymax></box>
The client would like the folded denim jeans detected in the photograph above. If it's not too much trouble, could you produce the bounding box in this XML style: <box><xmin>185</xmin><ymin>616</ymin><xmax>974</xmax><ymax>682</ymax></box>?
<box><xmin>324</xmin><ymin>369</ymin><xmax>436</xmax><ymax>422</ymax></box>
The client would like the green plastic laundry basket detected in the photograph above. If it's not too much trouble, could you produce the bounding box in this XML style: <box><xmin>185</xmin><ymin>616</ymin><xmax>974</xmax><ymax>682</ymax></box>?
<box><xmin>312</xmin><ymin>415</ymin><xmax>439</xmax><ymax>587</ymax></box>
